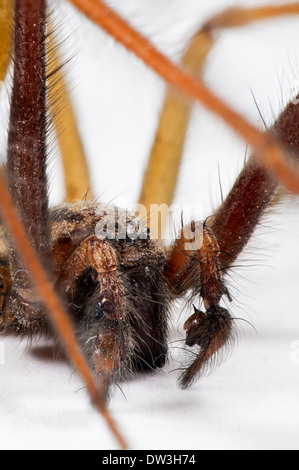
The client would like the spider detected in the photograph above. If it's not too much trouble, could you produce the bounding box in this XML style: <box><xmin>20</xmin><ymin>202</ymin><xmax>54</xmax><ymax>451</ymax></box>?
<box><xmin>1</xmin><ymin>0</ymin><xmax>299</xmax><ymax>450</ymax></box>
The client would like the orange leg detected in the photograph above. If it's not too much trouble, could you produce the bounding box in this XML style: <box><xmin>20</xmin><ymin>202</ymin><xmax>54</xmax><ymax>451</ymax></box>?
<box><xmin>164</xmin><ymin>80</ymin><xmax>299</xmax><ymax>388</ymax></box>
<box><xmin>69</xmin><ymin>0</ymin><xmax>299</xmax><ymax>194</ymax></box>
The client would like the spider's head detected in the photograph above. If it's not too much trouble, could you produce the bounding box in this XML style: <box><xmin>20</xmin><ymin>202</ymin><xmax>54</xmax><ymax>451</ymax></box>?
<box><xmin>50</xmin><ymin>201</ymin><xmax>169</xmax><ymax>399</ymax></box>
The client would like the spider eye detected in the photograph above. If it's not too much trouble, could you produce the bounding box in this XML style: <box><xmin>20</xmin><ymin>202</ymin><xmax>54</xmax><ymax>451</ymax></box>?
<box><xmin>94</xmin><ymin>301</ymin><xmax>105</xmax><ymax>320</ymax></box>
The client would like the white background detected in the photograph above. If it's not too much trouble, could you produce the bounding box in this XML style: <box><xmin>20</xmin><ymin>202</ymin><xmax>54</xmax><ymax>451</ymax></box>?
<box><xmin>1</xmin><ymin>0</ymin><xmax>299</xmax><ymax>450</ymax></box>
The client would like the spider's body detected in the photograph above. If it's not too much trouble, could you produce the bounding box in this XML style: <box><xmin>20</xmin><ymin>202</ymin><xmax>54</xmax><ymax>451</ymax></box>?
<box><xmin>1</xmin><ymin>0</ymin><xmax>299</xmax><ymax>449</ymax></box>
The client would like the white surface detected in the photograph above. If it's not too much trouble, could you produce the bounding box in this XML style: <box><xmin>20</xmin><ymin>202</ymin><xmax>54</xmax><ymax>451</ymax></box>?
<box><xmin>1</xmin><ymin>0</ymin><xmax>299</xmax><ymax>450</ymax></box>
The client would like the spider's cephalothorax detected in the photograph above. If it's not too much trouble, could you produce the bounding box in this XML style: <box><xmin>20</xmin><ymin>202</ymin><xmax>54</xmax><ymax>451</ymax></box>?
<box><xmin>51</xmin><ymin>202</ymin><xmax>169</xmax><ymax>393</ymax></box>
<box><xmin>1</xmin><ymin>201</ymin><xmax>169</xmax><ymax>396</ymax></box>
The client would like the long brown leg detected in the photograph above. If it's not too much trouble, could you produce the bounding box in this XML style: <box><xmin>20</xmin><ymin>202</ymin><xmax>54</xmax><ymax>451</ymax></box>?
<box><xmin>138</xmin><ymin>4</ymin><xmax>299</xmax><ymax>239</ymax></box>
<box><xmin>165</xmin><ymin>95</ymin><xmax>299</xmax><ymax>387</ymax></box>
<box><xmin>211</xmin><ymin>98</ymin><xmax>299</xmax><ymax>270</ymax></box>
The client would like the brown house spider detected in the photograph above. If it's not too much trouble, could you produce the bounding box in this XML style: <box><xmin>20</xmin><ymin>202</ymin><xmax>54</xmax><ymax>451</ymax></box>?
<box><xmin>1</xmin><ymin>0</ymin><xmax>299</xmax><ymax>450</ymax></box>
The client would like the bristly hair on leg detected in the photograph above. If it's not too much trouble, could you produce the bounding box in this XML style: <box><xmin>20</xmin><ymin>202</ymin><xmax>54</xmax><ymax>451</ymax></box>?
<box><xmin>178</xmin><ymin>305</ymin><xmax>236</xmax><ymax>388</ymax></box>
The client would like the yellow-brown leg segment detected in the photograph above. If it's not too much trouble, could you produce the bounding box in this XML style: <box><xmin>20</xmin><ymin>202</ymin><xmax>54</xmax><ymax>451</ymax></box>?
<box><xmin>47</xmin><ymin>28</ymin><xmax>94</xmax><ymax>202</ymax></box>
<box><xmin>0</xmin><ymin>0</ymin><xmax>126</xmax><ymax>449</ymax></box>
<box><xmin>0</xmin><ymin>0</ymin><xmax>13</xmax><ymax>83</ymax></box>
<box><xmin>138</xmin><ymin>31</ymin><xmax>213</xmax><ymax>238</ymax></box>
<box><xmin>69</xmin><ymin>0</ymin><xmax>299</xmax><ymax>194</ymax></box>
<box><xmin>165</xmin><ymin>92</ymin><xmax>299</xmax><ymax>388</ymax></box>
